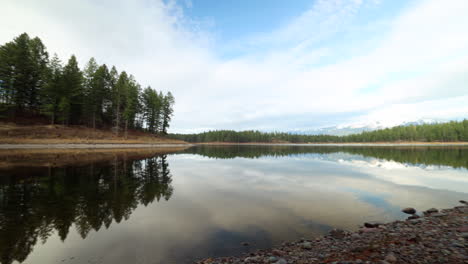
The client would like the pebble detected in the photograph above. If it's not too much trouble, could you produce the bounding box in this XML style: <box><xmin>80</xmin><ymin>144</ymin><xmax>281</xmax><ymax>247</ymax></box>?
<box><xmin>431</xmin><ymin>213</ymin><xmax>448</xmax><ymax>217</ymax></box>
<box><xmin>274</xmin><ymin>258</ymin><xmax>287</xmax><ymax>264</ymax></box>
<box><xmin>384</xmin><ymin>253</ymin><xmax>397</xmax><ymax>263</ymax></box>
<box><xmin>301</xmin><ymin>242</ymin><xmax>312</xmax><ymax>249</ymax></box>
<box><xmin>268</xmin><ymin>256</ymin><xmax>278</xmax><ymax>262</ymax></box>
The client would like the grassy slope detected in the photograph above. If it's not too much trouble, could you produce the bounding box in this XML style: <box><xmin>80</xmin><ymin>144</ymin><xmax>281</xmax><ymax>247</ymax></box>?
<box><xmin>0</xmin><ymin>123</ymin><xmax>187</xmax><ymax>144</ymax></box>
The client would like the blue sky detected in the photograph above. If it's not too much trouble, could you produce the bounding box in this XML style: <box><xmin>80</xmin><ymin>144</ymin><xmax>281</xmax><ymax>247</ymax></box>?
<box><xmin>1</xmin><ymin>0</ymin><xmax>468</xmax><ymax>133</ymax></box>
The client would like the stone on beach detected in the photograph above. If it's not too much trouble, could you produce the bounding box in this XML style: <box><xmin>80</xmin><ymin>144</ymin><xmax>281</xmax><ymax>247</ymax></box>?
<box><xmin>402</xmin><ymin>207</ymin><xmax>416</xmax><ymax>214</ymax></box>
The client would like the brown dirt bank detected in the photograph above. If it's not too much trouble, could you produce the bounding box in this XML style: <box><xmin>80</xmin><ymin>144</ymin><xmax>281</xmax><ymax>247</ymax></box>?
<box><xmin>197</xmin><ymin>203</ymin><xmax>468</xmax><ymax>264</ymax></box>
<box><xmin>0</xmin><ymin>123</ymin><xmax>187</xmax><ymax>144</ymax></box>
<box><xmin>0</xmin><ymin>147</ymin><xmax>189</xmax><ymax>169</ymax></box>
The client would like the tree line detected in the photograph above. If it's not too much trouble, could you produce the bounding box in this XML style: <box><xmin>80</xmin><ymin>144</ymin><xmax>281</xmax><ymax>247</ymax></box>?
<box><xmin>170</xmin><ymin>120</ymin><xmax>468</xmax><ymax>143</ymax></box>
<box><xmin>0</xmin><ymin>33</ymin><xmax>175</xmax><ymax>135</ymax></box>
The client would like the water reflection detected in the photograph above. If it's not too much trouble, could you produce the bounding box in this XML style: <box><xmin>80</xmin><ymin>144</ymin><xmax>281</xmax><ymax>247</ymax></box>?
<box><xmin>0</xmin><ymin>154</ymin><xmax>173</xmax><ymax>264</ymax></box>
<box><xmin>181</xmin><ymin>145</ymin><xmax>468</xmax><ymax>169</ymax></box>
<box><xmin>0</xmin><ymin>146</ymin><xmax>467</xmax><ymax>264</ymax></box>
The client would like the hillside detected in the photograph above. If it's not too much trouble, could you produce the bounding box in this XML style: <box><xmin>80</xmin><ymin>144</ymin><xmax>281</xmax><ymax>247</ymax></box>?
<box><xmin>0</xmin><ymin>123</ymin><xmax>186</xmax><ymax>144</ymax></box>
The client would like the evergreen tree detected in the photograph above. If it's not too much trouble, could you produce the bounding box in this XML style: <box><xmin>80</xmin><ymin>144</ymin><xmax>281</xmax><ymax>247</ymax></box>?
<box><xmin>83</xmin><ymin>57</ymin><xmax>100</xmax><ymax>128</ymax></box>
<box><xmin>0</xmin><ymin>41</ymin><xmax>17</xmax><ymax>113</ymax></box>
<box><xmin>28</xmin><ymin>37</ymin><xmax>49</xmax><ymax>111</ymax></box>
<box><xmin>112</xmin><ymin>71</ymin><xmax>128</xmax><ymax>135</ymax></box>
<box><xmin>0</xmin><ymin>33</ymin><xmax>176</xmax><ymax>136</ymax></box>
<box><xmin>41</xmin><ymin>54</ymin><xmax>63</xmax><ymax>124</ymax></box>
<box><xmin>161</xmin><ymin>92</ymin><xmax>174</xmax><ymax>135</ymax></box>
<box><xmin>122</xmin><ymin>75</ymin><xmax>140</xmax><ymax>138</ymax></box>
<box><xmin>61</xmin><ymin>55</ymin><xmax>83</xmax><ymax>124</ymax></box>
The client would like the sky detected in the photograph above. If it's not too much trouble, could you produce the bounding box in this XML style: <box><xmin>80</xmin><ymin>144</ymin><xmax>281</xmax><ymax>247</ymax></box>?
<box><xmin>1</xmin><ymin>0</ymin><xmax>467</xmax><ymax>133</ymax></box>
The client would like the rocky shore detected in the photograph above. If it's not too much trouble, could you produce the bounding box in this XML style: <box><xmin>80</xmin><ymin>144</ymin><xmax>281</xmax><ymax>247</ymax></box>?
<box><xmin>197</xmin><ymin>201</ymin><xmax>468</xmax><ymax>264</ymax></box>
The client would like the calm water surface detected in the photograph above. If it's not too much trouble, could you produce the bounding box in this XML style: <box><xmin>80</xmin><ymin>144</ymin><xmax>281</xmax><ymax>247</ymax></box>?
<box><xmin>1</xmin><ymin>146</ymin><xmax>467</xmax><ymax>264</ymax></box>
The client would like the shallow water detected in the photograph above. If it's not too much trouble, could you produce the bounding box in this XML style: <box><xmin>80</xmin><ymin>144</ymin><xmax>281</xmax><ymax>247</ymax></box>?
<box><xmin>0</xmin><ymin>145</ymin><xmax>467</xmax><ymax>264</ymax></box>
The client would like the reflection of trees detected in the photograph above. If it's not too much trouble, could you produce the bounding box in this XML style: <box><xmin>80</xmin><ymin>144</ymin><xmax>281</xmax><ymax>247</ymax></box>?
<box><xmin>0</xmin><ymin>154</ymin><xmax>173</xmax><ymax>264</ymax></box>
<box><xmin>182</xmin><ymin>145</ymin><xmax>468</xmax><ymax>169</ymax></box>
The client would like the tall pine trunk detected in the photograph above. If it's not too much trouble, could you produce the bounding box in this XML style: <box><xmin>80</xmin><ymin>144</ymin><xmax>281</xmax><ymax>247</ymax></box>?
<box><xmin>114</xmin><ymin>100</ymin><xmax>120</xmax><ymax>136</ymax></box>
<box><xmin>124</xmin><ymin>119</ymin><xmax>128</xmax><ymax>139</ymax></box>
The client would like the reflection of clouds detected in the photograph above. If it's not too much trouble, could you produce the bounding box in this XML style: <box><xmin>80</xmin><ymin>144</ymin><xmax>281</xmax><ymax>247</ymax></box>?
<box><xmin>25</xmin><ymin>153</ymin><xmax>468</xmax><ymax>264</ymax></box>
<box><xmin>337</xmin><ymin>157</ymin><xmax>468</xmax><ymax>193</ymax></box>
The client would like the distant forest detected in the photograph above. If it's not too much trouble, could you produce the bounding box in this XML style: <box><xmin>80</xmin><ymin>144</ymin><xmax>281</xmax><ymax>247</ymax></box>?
<box><xmin>0</xmin><ymin>33</ymin><xmax>174</xmax><ymax>136</ymax></box>
<box><xmin>170</xmin><ymin>120</ymin><xmax>468</xmax><ymax>143</ymax></box>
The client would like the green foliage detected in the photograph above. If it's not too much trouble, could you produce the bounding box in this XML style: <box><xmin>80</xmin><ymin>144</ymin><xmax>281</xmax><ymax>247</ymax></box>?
<box><xmin>170</xmin><ymin>120</ymin><xmax>468</xmax><ymax>143</ymax></box>
<box><xmin>140</xmin><ymin>87</ymin><xmax>173</xmax><ymax>134</ymax></box>
<box><xmin>161</xmin><ymin>92</ymin><xmax>174</xmax><ymax>134</ymax></box>
<box><xmin>0</xmin><ymin>33</ymin><xmax>175</xmax><ymax>134</ymax></box>
<box><xmin>40</xmin><ymin>54</ymin><xmax>63</xmax><ymax>123</ymax></box>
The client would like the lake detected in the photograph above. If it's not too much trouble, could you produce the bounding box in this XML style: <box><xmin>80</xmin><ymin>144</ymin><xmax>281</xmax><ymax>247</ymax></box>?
<box><xmin>0</xmin><ymin>145</ymin><xmax>467</xmax><ymax>264</ymax></box>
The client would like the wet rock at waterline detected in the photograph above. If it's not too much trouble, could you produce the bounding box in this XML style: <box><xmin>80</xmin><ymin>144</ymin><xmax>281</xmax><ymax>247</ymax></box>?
<box><xmin>402</xmin><ymin>207</ymin><xmax>416</xmax><ymax>214</ymax></box>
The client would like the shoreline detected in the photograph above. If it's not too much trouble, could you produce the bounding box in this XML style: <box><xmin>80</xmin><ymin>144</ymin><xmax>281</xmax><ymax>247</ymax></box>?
<box><xmin>0</xmin><ymin>142</ymin><xmax>467</xmax><ymax>149</ymax></box>
<box><xmin>195</xmin><ymin>142</ymin><xmax>468</xmax><ymax>146</ymax></box>
<box><xmin>197</xmin><ymin>203</ymin><xmax>468</xmax><ymax>264</ymax></box>
<box><xmin>0</xmin><ymin>143</ymin><xmax>192</xmax><ymax>149</ymax></box>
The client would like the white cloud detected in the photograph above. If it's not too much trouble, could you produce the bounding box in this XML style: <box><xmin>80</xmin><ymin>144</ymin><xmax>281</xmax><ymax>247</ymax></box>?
<box><xmin>0</xmin><ymin>0</ymin><xmax>467</xmax><ymax>132</ymax></box>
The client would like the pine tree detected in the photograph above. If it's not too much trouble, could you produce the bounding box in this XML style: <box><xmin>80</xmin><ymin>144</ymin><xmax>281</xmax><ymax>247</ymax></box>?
<box><xmin>62</xmin><ymin>55</ymin><xmax>83</xmax><ymax>124</ymax></box>
<box><xmin>113</xmin><ymin>71</ymin><xmax>128</xmax><ymax>135</ymax></box>
<box><xmin>28</xmin><ymin>37</ymin><xmax>49</xmax><ymax>111</ymax></box>
<box><xmin>122</xmin><ymin>75</ymin><xmax>140</xmax><ymax>138</ymax></box>
<box><xmin>161</xmin><ymin>92</ymin><xmax>174</xmax><ymax>135</ymax></box>
<box><xmin>41</xmin><ymin>54</ymin><xmax>63</xmax><ymax>124</ymax></box>
<box><xmin>83</xmin><ymin>57</ymin><xmax>99</xmax><ymax>128</ymax></box>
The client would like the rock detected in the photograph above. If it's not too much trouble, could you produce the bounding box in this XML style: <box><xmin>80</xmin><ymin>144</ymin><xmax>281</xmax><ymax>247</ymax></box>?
<box><xmin>431</xmin><ymin>213</ymin><xmax>448</xmax><ymax>217</ymax></box>
<box><xmin>460</xmin><ymin>233</ymin><xmax>468</xmax><ymax>239</ymax></box>
<box><xmin>274</xmin><ymin>258</ymin><xmax>287</xmax><ymax>264</ymax></box>
<box><xmin>329</xmin><ymin>228</ymin><xmax>347</xmax><ymax>239</ymax></box>
<box><xmin>242</xmin><ymin>242</ymin><xmax>249</xmax><ymax>246</ymax></box>
<box><xmin>451</xmin><ymin>242</ymin><xmax>465</xmax><ymax>248</ymax></box>
<box><xmin>407</xmin><ymin>214</ymin><xmax>420</xmax><ymax>220</ymax></box>
<box><xmin>272</xmin><ymin>249</ymin><xmax>285</xmax><ymax>256</ymax></box>
<box><xmin>364</xmin><ymin>222</ymin><xmax>382</xmax><ymax>228</ymax></box>
<box><xmin>268</xmin><ymin>256</ymin><xmax>278</xmax><ymax>263</ymax></box>
<box><xmin>301</xmin><ymin>242</ymin><xmax>312</xmax><ymax>249</ymax></box>
<box><xmin>459</xmin><ymin>200</ymin><xmax>467</xmax><ymax>205</ymax></box>
<box><xmin>384</xmin><ymin>253</ymin><xmax>397</xmax><ymax>263</ymax></box>
<box><xmin>409</xmin><ymin>219</ymin><xmax>423</xmax><ymax>225</ymax></box>
<box><xmin>425</xmin><ymin>208</ymin><xmax>438</xmax><ymax>214</ymax></box>
<box><xmin>360</xmin><ymin>227</ymin><xmax>380</xmax><ymax>233</ymax></box>
<box><xmin>402</xmin><ymin>207</ymin><xmax>416</xmax><ymax>214</ymax></box>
